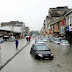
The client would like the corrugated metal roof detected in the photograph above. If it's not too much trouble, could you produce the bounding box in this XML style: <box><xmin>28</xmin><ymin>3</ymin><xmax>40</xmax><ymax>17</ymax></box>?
<box><xmin>0</xmin><ymin>26</ymin><xmax>22</xmax><ymax>33</ymax></box>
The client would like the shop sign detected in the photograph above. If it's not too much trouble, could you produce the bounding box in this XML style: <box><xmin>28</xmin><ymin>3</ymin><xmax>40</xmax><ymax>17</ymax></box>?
<box><xmin>66</xmin><ymin>27</ymin><xmax>69</xmax><ymax>31</ymax></box>
<box><xmin>62</xmin><ymin>19</ymin><xmax>66</xmax><ymax>25</ymax></box>
<box><xmin>54</xmin><ymin>24</ymin><xmax>59</xmax><ymax>32</ymax></box>
<box><xmin>59</xmin><ymin>26</ymin><xmax>65</xmax><ymax>34</ymax></box>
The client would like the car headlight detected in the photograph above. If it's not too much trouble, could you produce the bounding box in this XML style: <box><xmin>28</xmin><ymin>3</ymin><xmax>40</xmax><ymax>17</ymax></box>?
<box><xmin>38</xmin><ymin>54</ymin><xmax>43</xmax><ymax>57</ymax></box>
<box><xmin>51</xmin><ymin>54</ymin><xmax>53</xmax><ymax>56</ymax></box>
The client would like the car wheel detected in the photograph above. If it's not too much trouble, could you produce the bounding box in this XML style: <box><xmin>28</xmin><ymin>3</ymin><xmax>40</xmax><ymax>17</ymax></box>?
<box><xmin>34</xmin><ymin>56</ymin><xmax>37</xmax><ymax>59</ymax></box>
<box><xmin>34</xmin><ymin>55</ymin><xmax>38</xmax><ymax>59</ymax></box>
<box><xmin>49</xmin><ymin>56</ymin><xmax>53</xmax><ymax>60</ymax></box>
<box><xmin>30</xmin><ymin>51</ymin><xmax>32</xmax><ymax>54</ymax></box>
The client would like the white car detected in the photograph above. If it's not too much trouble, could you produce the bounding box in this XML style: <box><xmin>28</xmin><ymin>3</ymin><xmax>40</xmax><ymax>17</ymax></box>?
<box><xmin>9</xmin><ymin>36</ymin><xmax>15</xmax><ymax>42</ymax></box>
<box><xmin>53</xmin><ymin>38</ymin><xmax>61</xmax><ymax>44</ymax></box>
<box><xmin>42</xmin><ymin>37</ymin><xmax>48</xmax><ymax>42</ymax></box>
<box><xmin>60</xmin><ymin>40</ymin><xmax>70</xmax><ymax>46</ymax></box>
<box><xmin>35</xmin><ymin>39</ymin><xmax>45</xmax><ymax>44</ymax></box>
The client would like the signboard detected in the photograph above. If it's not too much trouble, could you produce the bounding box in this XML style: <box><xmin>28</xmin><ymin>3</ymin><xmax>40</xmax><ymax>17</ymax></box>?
<box><xmin>62</xmin><ymin>19</ymin><xmax>66</xmax><ymax>25</ymax></box>
<box><xmin>54</xmin><ymin>24</ymin><xmax>59</xmax><ymax>32</ymax></box>
<box><xmin>59</xmin><ymin>26</ymin><xmax>65</xmax><ymax>34</ymax></box>
<box><xmin>66</xmin><ymin>27</ymin><xmax>69</xmax><ymax>31</ymax></box>
<box><xmin>51</xmin><ymin>26</ymin><xmax>53</xmax><ymax>34</ymax></box>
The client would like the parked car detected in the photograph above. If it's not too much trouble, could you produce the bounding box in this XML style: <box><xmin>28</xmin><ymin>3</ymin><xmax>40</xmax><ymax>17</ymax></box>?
<box><xmin>3</xmin><ymin>35</ymin><xmax>9</xmax><ymax>41</ymax></box>
<box><xmin>42</xmin><ymin>37</ymin><xmax>48</xmax><ymax>42</ymax></box>
<box><xmin>9</xmin><ymin>36</ymin><xmax>15</xmax><ymax>42</ymax></box>
<box><xmin>59</xmin><ymin>37</ymin><xmax>66</xmax><ymax>41</ymax></box>
<box><xmin>53</xmin><ymin>38</ymin><xmax>61</xmax><ymax>44</ymax></box>
<box><xmin>49</xmin><ymin>38</ymin><xmax>53</xmax><ymax>42</ymax></box>
<box><xmin>35</xmin><ymin>39</ymin><xmax>45</xmax><ymax>44</ymax></box>
<box><xmin>60</xmin><ymin>40</ymin><xmax>70</xmax><ymax>46</ymax></box>
<box><xmin>30</xmin><ymin>43</ymin><xmax>53</xmax><ymax>60</ymax></box>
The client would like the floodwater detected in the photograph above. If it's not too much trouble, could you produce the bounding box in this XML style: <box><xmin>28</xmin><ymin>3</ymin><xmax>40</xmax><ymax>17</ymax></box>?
<box><xmin>47</xmin><ymin>41</ymin><xmax>72</xmax><ymax>72</ymax></box>
<box><xmin>1</xmin><ymin>40</ymin><xmax>72</xmax><ymax>72</ymax></box>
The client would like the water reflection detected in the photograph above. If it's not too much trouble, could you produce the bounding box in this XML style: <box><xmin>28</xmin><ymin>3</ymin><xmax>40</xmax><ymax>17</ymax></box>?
<box><xmin>48</xmin><ymin>42</ymin><xmax>72</xmax><ymax>55</ymax></box>
<box><xmin>60</xmin><ymin>45</ymin><xmax>72</xmax><ymax>54</ymax></box>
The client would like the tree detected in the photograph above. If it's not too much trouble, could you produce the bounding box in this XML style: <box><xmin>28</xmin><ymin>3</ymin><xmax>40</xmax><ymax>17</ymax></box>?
<box><xmin>30</xmin><ymin>31</ymin><xmax>40</xmax><ymax>36</ymax></box>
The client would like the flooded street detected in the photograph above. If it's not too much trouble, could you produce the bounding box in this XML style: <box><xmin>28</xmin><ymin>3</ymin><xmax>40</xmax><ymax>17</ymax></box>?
<box><xmin>0</xmin><ymin>0</ymin><xmax>71</xmax><ymax>72</ymax></box>
<box><xmin>47</xmin><ymin>41</ymin><xmax>72</xmax><ymax>72</ymax></box>
<box><xmin>1</xmin><ymin>39</ymin><xmax>72</xmax><ymax>72</ymax></box>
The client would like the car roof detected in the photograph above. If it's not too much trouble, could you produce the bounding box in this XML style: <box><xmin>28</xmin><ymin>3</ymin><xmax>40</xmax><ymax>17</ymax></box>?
<box><xmin>37</xmin><ymin>42</ymin><xmax>45</xmax><ymax>44</ymax></box>
<box><xmin>36</xmin><ymin>39</ymin><xmax>43</xmax><ymax>41</ymax></box>
<box><xmin>61</xmin><ymin>40</ymin><xmax>68</xmax><ymax>41</ymax></box>
<box><xmin>34</xmin><ymin>43</ymin><xmax>47</xmax><ymax>46</ymax></box>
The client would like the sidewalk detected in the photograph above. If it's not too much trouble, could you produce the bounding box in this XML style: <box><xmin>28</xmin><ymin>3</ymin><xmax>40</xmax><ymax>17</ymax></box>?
<box><xmin>0</xmin><ymin>38</ymin><xmax>29</xmax><ymax>66</ymax></box>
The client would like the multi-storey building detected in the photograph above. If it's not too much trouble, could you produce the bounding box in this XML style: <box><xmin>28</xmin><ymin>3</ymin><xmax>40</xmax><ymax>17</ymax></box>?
<box><xmin>65</xmin><ymin>10</ymin><xmax>72</xmax><ymax>44</ymax></box>
<box><xmin>44</xmin><ymin>6</ymin><xmax>71</xmax><ymax>37</ymax></box>
<box><xmin>1</xmin><ymin>21</ymin><xmax>25</xmax><ymax>27</ymax></box>
<box><xmin>0</xmin><ymin>21</ymin><xmax>26</xmax><ymax>39</ymax></box>
<box><xmin>25</xmin><ymin>27</ymin><xmax>30</xmax><ymax>36</ymax></box>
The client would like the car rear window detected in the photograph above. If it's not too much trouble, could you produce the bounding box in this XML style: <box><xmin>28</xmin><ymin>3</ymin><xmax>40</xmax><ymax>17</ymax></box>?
<box><xmin>62</xmin><ymin>41</ymin><xmax>69</xmax><ymax>44</ymax></box>
<box><xmin>36</xmin><ymin>45</ymin><xmax>49</xmax><ymax>50</ymax></box>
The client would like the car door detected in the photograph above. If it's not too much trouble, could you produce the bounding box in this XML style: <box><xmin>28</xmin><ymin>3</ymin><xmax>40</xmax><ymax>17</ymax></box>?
<box><xmin>33</xmin><ymin>45</ymin><xmax>37</xmax><ymax>57</ymax></box>
<box><xmin>31</xmin><ymin>45</ymin><xmax>36</xmax><ymax>56</ymax></box>
<box><xmin>31</xmin><ymin>44</ymin><xmax>35</xmax><ymax>54</ymax></box>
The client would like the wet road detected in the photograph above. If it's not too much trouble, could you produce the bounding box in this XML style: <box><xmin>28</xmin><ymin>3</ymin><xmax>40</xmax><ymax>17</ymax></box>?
<box><xmin>0</xmin><ymin>38</ymin><xmax>27</xmax><ymax>66</ymax></box>
<box><xmin>1</xmin><ymin>39</ymin><xmax>72</xmax><ymax>72</ymax></box>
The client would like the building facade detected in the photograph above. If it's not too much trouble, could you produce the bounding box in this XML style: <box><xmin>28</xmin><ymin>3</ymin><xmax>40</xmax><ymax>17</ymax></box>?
<box><xmin>65</xmin><ymin>10</ymin><xmax>72</xmax><ymax>44</ymax></box>
<box><xmin>0</xmin><ymin>21</ymin><xmax>26</xmax><ymax>39</ymax></box>
<box><xmin>43</xmin><ymin>6</ymin><xmax>71</xmax><ymax>38</ymax></box>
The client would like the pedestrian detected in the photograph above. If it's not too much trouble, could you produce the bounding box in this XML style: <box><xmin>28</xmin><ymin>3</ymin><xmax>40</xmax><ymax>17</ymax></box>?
<box><xmin>26</xmin><ymin>36</ymin><xmax>29</xmax><ymax>43</ymax></box>
<box><xmin>29</xmin><ymin>36</ymin><xmax>31</xmax><ymax>42</ymax></box>
<box><xmin>15</xmin><ymin>39</ymin><xmax>19</xmax><ymax>49</ymax></box>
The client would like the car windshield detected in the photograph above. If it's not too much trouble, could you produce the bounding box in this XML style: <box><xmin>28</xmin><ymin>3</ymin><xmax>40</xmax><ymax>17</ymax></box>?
<box><xmin>36</xmin><ymin>40</ymin><xmax>43</xmax><ymax>42</ymax></box>
<box><xmin>42</xmin><ymin>38</ymin><xmax>48</xmax><ymax>40</ymax></box>
<box><xmin>36</xmin><ymin>45</ymin><xmax>49</xmax><ymax>50</ymax></box>
<box><xmin>62</xmin><ymin>41</ymin><xmax>69</xmax><ymax>44</ymax></box>
<box><xmin>55</xmin><ymin>39</ymin><xmax>60</xmax><ymax>42</ymax></box>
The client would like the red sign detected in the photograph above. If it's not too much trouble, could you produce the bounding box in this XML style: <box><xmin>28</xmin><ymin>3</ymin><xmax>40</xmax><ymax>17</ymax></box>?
<box><xmin>62</xmin><ymin>19</ymin><xmax>66</xmax><ymax>25</ymax></box>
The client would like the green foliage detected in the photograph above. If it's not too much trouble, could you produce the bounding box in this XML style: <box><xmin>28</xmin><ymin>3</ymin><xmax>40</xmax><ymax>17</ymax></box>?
<box><xmin>30</xmin><ymin>31</ymin><xmax>40</xmax><ymax>36</ymax></box>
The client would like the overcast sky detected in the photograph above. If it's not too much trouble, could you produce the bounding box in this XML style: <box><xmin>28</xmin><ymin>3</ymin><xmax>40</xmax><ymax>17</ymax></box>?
<box><xmin>0</xmin><ymin>0</ymin><xmax>72</xmax><ymax>31</ymax></box>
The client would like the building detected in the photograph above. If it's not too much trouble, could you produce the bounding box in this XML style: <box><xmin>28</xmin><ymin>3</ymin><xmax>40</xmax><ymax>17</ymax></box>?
<box><xmin>1</xmin><ymin>21</ymin><xmax>25</xmax><ymax>27</ymax></box>
<box><xmin>64</xmin><ymin>10</ymin><xmax>72</xmax><ymax>44</ymax></box>
<box><xmin>0</xmin><ymin>21</ymin><xmax>26</xmax><ymax>39</ymax></box>
<box><xmin>44</xmin><ymin>6</ymin><xmax>71</xmax><ymax>37</ymax></box>
<box><xmin>24</xmin><ymin>27</ymin><xmax>30</xmax><ymax>36</ymax></box>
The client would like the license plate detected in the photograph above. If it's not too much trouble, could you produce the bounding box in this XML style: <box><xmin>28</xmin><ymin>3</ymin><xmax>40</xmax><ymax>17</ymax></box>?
<box><xmin>45</xmin><ymin>58</ymin><xmax>49</xmax><ymax>59</ymax></box>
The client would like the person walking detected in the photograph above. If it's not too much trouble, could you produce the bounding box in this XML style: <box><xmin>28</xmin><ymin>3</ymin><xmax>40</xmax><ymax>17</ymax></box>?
<box><xmin>15</xmin><ymin>39</ymin><xmax>19</xmax><ymax>49</ymax></box>
<box><xmin>29</xmin><ymin>36</ymin><xmax>31</xmax><ymax>42</ymax></box>
<box><xmin>26</xmin><ymin>36</ymin><xmax>29</xmax><ymax>43</ymax></box>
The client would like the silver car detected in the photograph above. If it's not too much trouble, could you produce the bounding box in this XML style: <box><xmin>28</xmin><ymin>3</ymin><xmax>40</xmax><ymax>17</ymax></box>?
<box><xmin>42</xmin><ymin>37</ymin><xmax>48</xmax><ymax>42</ymax></box>
<box><xmin>9</xmin><ymin>36</ymin><xmax>15</xmax><ymax>42</ymax></box>
<box><xmin>60</xmin><ymin>40</ymin><xmax>70</xmax><ymax>46</ymax></box>
<box><xmin>53</xmin><ymin>38</ymin><xmax>61</xmax><ymax>44</ymax></box>
<box><xmin>35</xmin><ymin>39</ymin><xmax>45</xmax><ymax>44</ymax></box>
